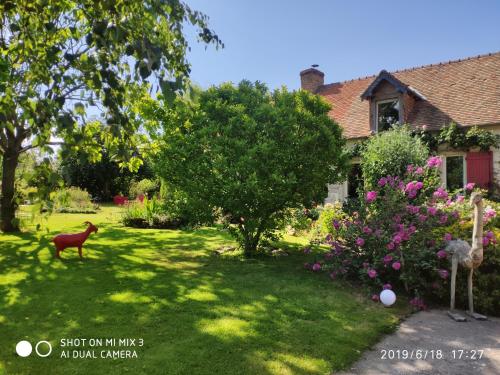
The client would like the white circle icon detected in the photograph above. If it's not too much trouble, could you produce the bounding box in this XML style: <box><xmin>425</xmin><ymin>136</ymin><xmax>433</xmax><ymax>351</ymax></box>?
<box><xmin>16</xmin><ymin>341</ymin><xmax>32</xmax><ymax>357</ymax></box>
<box><xmin>35</xmin><ymin>341</ymin><xmax>52</xmax><ymax>357</ymax></box>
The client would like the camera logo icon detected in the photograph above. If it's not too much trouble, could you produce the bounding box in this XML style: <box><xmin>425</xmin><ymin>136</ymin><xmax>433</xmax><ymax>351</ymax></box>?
<box><xmin>16</xmin><ymin>340</ymin><xmax>52</xmax><ymax>357</ymax></box>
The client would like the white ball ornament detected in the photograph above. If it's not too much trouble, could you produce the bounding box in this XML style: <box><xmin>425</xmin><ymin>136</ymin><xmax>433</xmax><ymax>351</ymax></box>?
<box><xmin>380</xmin><ymin>289</ymin><xmax>396</xmax><ymax>307</ymax></box>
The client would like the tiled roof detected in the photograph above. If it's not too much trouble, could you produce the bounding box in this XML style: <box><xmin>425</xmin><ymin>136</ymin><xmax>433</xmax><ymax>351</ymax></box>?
<box><xmin>315</xmin><ymin>52</ymin><xmax>500</xmax><ymax>139</ymax></box>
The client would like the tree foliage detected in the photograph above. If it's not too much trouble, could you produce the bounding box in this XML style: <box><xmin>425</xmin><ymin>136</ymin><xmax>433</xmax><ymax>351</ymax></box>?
<box><xmin>147</xmin><ymin>81</ymin><xmax>348</xmax><ymax>256</ymax></box>
<box><xmin>361</xmin><ymin>126</ymin><xmax>429</xmax><ymax>189</ymax></box>
<box><xmin>0</xmin><ymin>0</ymin><xmax>221</xmax><ymax>231</ymax></box>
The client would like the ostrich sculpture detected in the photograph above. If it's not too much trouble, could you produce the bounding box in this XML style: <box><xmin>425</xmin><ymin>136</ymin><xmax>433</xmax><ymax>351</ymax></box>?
<box><xmin>445</xmin><ymin>192</ymin><xmax>487</xmax><ymax>321</ymax></box>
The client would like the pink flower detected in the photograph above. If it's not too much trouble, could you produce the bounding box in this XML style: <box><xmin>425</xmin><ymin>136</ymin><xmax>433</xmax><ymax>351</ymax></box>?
<box><xmin>482</xmin><ymin>237</ymin><xmax>490</xmax><ymax>246</ymax></box>
<box><xmin>444</xmin><ymin>233</ymin><xmax>452</xmax><ymax>241</ymax></box>
<box><xmin>371</xmin><ymin>294</ymin><xmax>380</xmax><ymax>302</ymax></box>
<box><xmin>418</xmin><ymin>214</ymin><xmax>427</xmax><ymax>222</ymax></box>
<box><xmin>378</xmin><ymin>177</ymin><xmax>388</xmax><ymax>187</ymax></box>
<box><xmin>366</xmin><ymin>191</ymin><xmax>378</xmax><ymax>203</ymax></box>
<box><xmin>427</xmin><ymin>206</ymin><xmax>437</xmax><ymax>216</ymax></box>
<box><xmin>392</xmin><ymin>261</ymin><xmax>401</xmax><ymax>271</ymax></box>
<box><xmin>383</xmin><ymin>283</ymin><xmax>392</xmax><ymax>290</ymax></box>
<box><xmin>433</xmin><ymin>187</ymin><xmax>448</xmax><ymax>200</ymax></box>
<box><xmin>437</xmin><ymin>250</ymin><xmax>447</xmax><ymax>259</ymax></box>
<box><xmin>367</xmin><ymin>269</ymin><xmax>377</xmax><ymax>278</ymax></box>
<box><xmin>427</xmin><ymin>156</ymin><xmax>443</xmax><ymax>168</ymax></box>
<box><xmin>312</xmin><ymin>263</ymin><xmax>321</xmax><ymax>272</ymax></box>
<box><xmin>407</xmin><ymin>164</ymin><xmax>414</xmax><ymax>173</ymax></box>
<box><xmin>363</xmin><ymin>226</ymin><xmax>373</xmax><ymax>235</ymax></box>
<box><xmin>438</xmin><ymin>269</ymin><xmax>449</xmax><ymax>279</ymax></box>
<box><xmin>483</xmin><ymin>207</ymin><xmax>497</xmax><ymax>223</ymax></box>
<box><xmin>356</xmin><ymin>237</ymin><xmax>365</xmax><ymax>247</ymax></box>
<box><xmin>393</xmin><ymin>234</ymin><xmax>402</xmax><ymax>244</ymax></box>
<box><xmin>486</xmin><ymin>230</ymin><xmax>494</xmax><ymax>239</ymax></box>
<box><xmin>439</xmin><ymin>215</ymin><xmax>448</xmax><ymax>224</ymax></box>
<box><xmin>415</xmin><ymin>167</ymin><xmax>424</xmax><ymax>175</ymax></box>
<box><xmin>387</xmin><ymin>242</ymin><xmax>395</xmax><ymax>250</ymax></box>
<box><xmin>456</xmin><ymin>195</ymin><xmax>465</xmax><ymax>203</ymax></box>
<box><xmin>383</xmin><ymin>254</ymin><xmax>393</xmax><ymax>263</ymax></box>
<box><xmin>465</xmin><ymin>182</ymin><xmax>475</xmax><ymax>191</ymax></box>
<box><xmin>415</xmin><ymin>181</ymin><xmax>423</xmax><ymax>190</ymax></box>
<box><xmin>410</xmin><ymin>297</ymin><xmax>427</xmax><ymax>310</ymax></box>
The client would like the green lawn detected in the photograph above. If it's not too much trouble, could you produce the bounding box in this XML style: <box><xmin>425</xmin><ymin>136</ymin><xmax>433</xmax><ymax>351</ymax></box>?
<box><xmin>0</xmin><ymin>206</ymin><xmax>407</xmax><ymax>375</ymax></box>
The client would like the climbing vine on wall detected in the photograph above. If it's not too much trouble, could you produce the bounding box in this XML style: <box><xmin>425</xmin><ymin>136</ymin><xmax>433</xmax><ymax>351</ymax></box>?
<box><xmin>348</xmin><ymin>123</ymin><xmax>500</xmax><ymax>157</ymax></box>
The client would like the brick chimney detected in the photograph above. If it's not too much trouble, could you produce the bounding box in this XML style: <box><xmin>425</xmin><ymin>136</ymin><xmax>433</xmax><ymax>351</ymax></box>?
<box><xmin>300</xmin><ymin>66</ymin><xmax>324</xmax><ymax>92</ymax></box>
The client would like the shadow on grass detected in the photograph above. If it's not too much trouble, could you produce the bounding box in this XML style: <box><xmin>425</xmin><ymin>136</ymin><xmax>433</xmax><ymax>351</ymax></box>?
<box><xmin>1</xmin><ymin>215</ymin><xmax>406</xmax><ymax>375</ymax></box>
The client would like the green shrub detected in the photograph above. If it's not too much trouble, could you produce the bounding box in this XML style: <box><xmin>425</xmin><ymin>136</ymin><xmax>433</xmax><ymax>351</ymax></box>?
<box><xmin>361</xmin><ymin>126</ymin><xmax>429</xmax><ymax>189</ymax></box>
<box><xmin>312</xmin><ymin>202</ymin><xmax>346</xmax><ymax>238</ymax></box>
<box><xmin>284</xmin><ymin>207</ymin><xmax>321</xmax><ymax>235</ymax></box>
<box><xmin>129</xmin><ymin>178</ymin><xmax>159</xmax><ymax>199</ymax></box>
<box><xmin>51</xmin><ymin>187</ymin><xmax>97</xmax><ymax>213</ymax></box>
<box><xmin>121</xmin><ymin>197</ymin><xmax>187</xmax><ymax>229</ymax></box>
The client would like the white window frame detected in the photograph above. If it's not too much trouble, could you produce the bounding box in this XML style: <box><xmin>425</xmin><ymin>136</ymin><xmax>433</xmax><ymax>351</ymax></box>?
<box><xmin>375</xmin><ymin>98</ymin><xmax>400</xmax><ymax>133</ymax></box>
<box><xmin>443</xmin><ymin>154</ymin><xmax>467</xmax><ymax>190</ymax></box>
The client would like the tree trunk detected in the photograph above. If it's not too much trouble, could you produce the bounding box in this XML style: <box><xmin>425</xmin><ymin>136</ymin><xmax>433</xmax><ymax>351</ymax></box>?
<box><xmin>1</xmin><ymin>151</ymin><xmax>20</xmax><ymax>232</ymax></box>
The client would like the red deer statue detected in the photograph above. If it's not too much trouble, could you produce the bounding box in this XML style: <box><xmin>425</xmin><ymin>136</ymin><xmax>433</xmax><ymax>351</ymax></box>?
<box><xmin>53</xmin><ymin>221</ymin><xmax>98</xmax><ymax>260</ymax></box>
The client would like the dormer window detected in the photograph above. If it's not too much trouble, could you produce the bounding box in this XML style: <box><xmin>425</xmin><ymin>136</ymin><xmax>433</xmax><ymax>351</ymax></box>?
<box><xmin>376</xmin><ymin>99</ymin><xmax>400</xmax><ymax>132</ymax></box>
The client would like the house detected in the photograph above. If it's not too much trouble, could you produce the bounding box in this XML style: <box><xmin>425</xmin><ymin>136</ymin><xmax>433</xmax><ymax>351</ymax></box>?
<box><xmin>300</xmin><ymin>52</ymin><xmax>500</xmax><ymax>202</ymax></box>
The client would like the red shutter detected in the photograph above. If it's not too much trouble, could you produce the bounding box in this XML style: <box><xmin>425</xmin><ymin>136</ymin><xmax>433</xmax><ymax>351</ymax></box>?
<box><xmin>466</xmin><ymin>151</ymin><xmax>493</xmax><ymax>189</ymax></box>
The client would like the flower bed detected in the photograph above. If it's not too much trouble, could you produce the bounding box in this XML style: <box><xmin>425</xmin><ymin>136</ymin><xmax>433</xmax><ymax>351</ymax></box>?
<box><xmin>305</xmin><ymin>156</ymin><xmax>499</xmax><ymax>315</ymax></box>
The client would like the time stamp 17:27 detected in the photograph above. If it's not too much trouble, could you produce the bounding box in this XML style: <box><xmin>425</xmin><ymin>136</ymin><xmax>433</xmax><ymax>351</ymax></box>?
<box><xmin>380</xmin><ymin>349</ymin><xmax>485</xmax><ymax>360</ymax></box>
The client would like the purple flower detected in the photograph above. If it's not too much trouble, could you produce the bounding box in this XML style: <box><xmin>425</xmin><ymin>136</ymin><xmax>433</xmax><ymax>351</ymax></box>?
<box><xmin>333</xmin><ymin>220</ymin><xmax>340</xmax><ymax>230</ymax></box>
<box><xmin>387</xmin><ymin>242</ymin><xmax>395</xmax><ymax>250</ymax></box>
<box><xmin>324</xmin><ymin>252</ymin><xmax>334</xmax><ymax>260</ymax></box>
<box><xmin>378</xmin><ymin>177</ymin><xmax>388</xmax><ymax>187</ymax></box>
<box><xmin>465</xmin><ymin>182</ymin><xmax>475</xmax><ymax>191</ymax></box>
<box><xmin>433</xmin><ymin>187</ymin><xmax>448</xmax><ymax>200</ymax></box>
<box><xmin>363</xmin><ymin>226</ymin><xmax>373</xmax><ymax>235</ymax></box>
<box><xmin>427</xmin><ymin>156</ymin><xmax>443</xmax><ymax>168</ymax></box>
<box><xmin>383</xmin><ymin>283</ymin><xmax>392</xmax><ymax>290</ymax></box>
<box><xmin>437</xmin><ymin>250</ymin><xmax>447</xmax><ymax>259</ymax></box>
<box><xmin>438</xmin><ymin>269</ymin><xmax>449</xmax><ymax>279</ymax></box>
<box><xmin>356</xmin><ymin>237</ymin><xmax>365</xmax><ymax>247</ymax></box>
<box><xmin>366</xmin><ymin>191</ymin><xmax>378</xmax><ymax>203</ymax></box>
<box><xmin>303</xmin><ymin>247</ymin><xmax>311</xmax><ymax>254</ymax></box>
<box><xmin>444</xmin><ymin>233</ymin><xmax>452</xmax><ymax>241</ymax></box>
<box><xmin>383</xmin><ymin>254</ymin><xmax>393</xmax><ymax>263</ymax></box>
<box><xmin>483</xmin><ymin>237</ymin><xmax>490</xmax><ymax>247</ymax></box>
<box><xmin>393</xmin><ymin>234</ymin><xmax>402</xmax><ymax>244</ymax></box>
<box><xmin>427</xmin><ymin>206</ymin><xmax>437</xmax><ymax>216</ymax></box>
<box><xmin>312</xmin><ymin>263</ymin><xmax>321</xmax><ymax>272</ymax></box>
<box><xmin>392</xmin><ymin>261</ymin><xmax>401</xmax><ymax>271</ymax></box>
<box><xmin>439</xmin><ymin>215</ymin><xmax>448</xmax><ymax>224</ymax></box>
<box><xmin>367</xmin><ymin>269</ymin><xmax>377</xmax><ymax>278</ymax></box>
<box><xmin>486</xmin><ymin>230</ymin><xmax>494</xmax><ymax>239</ymax></box>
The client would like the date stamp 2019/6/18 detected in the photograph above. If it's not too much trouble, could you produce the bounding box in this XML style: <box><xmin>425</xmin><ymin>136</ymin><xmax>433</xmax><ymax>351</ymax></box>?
<box><xmin>380</xmin><ymin>349</ymin><xmax>485</xmax><ymax>361</ymax></box>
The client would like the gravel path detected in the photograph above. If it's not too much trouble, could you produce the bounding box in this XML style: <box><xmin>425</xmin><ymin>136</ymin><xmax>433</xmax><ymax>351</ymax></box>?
<box><xmin>337</xmin><ymin>309</ymin><xmax>500</xmax><ymax>375</ymax></box>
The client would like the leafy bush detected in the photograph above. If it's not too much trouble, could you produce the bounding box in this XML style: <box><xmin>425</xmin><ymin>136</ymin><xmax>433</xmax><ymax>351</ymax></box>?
<box><xmin>129</xmin><ymin>178</ymin><xmax>159</xmax><ymax>199</ymax></box>
<box><xmin>311</xmin><ymin>202</ymin><xmax>346</xmax><ymax>238</ymax></box>
<box><xmin>285</xmin><ymin>207</ymin><xmax>321</xmax><ymax>235</ymax></box>
<box><xmin>121</xmin><ymin>197</ymin><xmax>187</xmax><ymax>229</ymax></box>
<box><xmin>309</xmin><ymin>154</ymin><xmax>499</xmax><ymax>315</ymax></box>
<box><xmin>149</xmin><ymin>81</ymin><xmax>349</xmax><ymax>256</ymax></box>
<box><xmin>51</xmin><ymin>187</ymin><xmax>97</xmax><ymax>213</ymax></box>
<box><xmin>361</xmin><ymin>126</ymin><xmax>429</xmax><ymax>189</ymax></box>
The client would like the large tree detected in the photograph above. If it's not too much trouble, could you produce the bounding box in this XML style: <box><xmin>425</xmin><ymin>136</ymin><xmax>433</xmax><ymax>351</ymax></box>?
<box><xmin>0</xmin><ymin>0</ymin><xmax>221</xmax><ymax>231</ymax></box>
<box><xmin>148</xmin><ymin>81</ymin><xmax>348</xmax><ymax>256</ymax></box>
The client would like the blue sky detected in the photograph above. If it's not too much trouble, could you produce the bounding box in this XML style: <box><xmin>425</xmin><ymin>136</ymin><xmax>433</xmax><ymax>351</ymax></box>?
<box><xmin>185</xmin><ymin>0</ymin><xmax>500</xmax><ymax>90</ymax></box>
